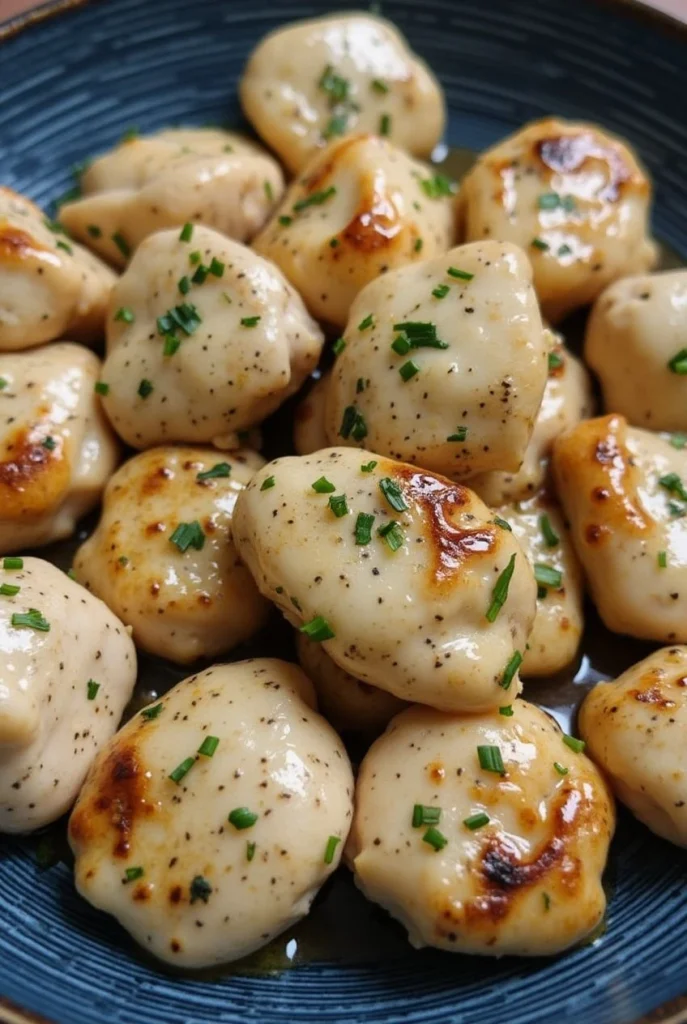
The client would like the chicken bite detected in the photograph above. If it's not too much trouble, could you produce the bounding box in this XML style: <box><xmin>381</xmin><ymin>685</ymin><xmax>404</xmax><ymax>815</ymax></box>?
<box><xmin>580</xmin><ymin>646</ymin><xmax>687</xmax><ymax>848</ymax></box>
<box><xmin>69</xmin><ymin>659</ymin><xmax>353</xmax><ymax>968</ymax></box>
<box><xmin>240</xmin><ymin>13</ymin><xmax>445</xmax><ymax>174</ymax></box>
<box><xmin>324</xmin><ymin>241</ymin><xmax>547</xmax><ymax>478</ymax></box>
<box><xmin>296</xmin><ymin>631</ymin><xmax>406</xmax><ymax>737</ymax></box>
<box><xmin>585</xmin><ymin>270</ymin><xmax>687</xmax><ymax>432</ymax></box>
<box><xmin>496</xmin><ymin>496</ymin><xmax>584</xmax><ymax>677</ymax></box>
<box><xmin>73</xmin><ymin>446</ymin><xmax>269</xmax><ymax>664</ymax></box>
<box><xmin>252</xmin><ymin>134</ymin><xmax>455</xmax><ymax>328</ymax></box>
<box><xmin>59</xmin><ymin>129</ymin><xmax>283</xmax><ymax>268</ymax></box>
<box><xmin>0</xmin><ymin>342</ymin><xmax>120</xmax><ymax>553</ymax></box>
<box><xmin>232</xmin><ymin>448</ymin><xmax>536</xmax><ymax>713</ymax></box>
<box><xmin>0</xmin><ymin>558</ymin><xmax>136</xmax><ymax>833</ymax></box>
<box><xmin>468</xmin><ymin>331</ymin><xmax>593</xmax><ymax>506</ymax></box>
<box><xmin>552</xmin><ymin>414</ymin><xmax>687</xmax><ymax>643</ymax></box>
<box><xmin>459</xmin><ymin>118</ymin><xmax>657</xmax><ymax>322</ymax></box>
<box><xmin>99</xmin><ymin>226</ymin><xmax>324</xmax><ymax>449</ymax></box>
<box><xmin>348</xmin><ymin>700</ymin><xmax>614</xmax><ymax>956</ymax></box>
<box><xmin>0</xmin><ymin>187</ymin><xmax>115</xmax><ymax>350</ymax></box>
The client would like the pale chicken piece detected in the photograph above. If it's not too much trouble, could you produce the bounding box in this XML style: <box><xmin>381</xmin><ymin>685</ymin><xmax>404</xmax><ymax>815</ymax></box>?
<box><xmin>59</xmin><ymin>129</ymin><xmax>284</xmax><ymax>268</ymax></box>
<box><xmin>469</xmin><ymin>331</ymin><xmax>593</xmax><ymax>506</ymax></box>
<box><xmin>0</xmin><ymin>187</ymin><xmax>115</xmax><ymax>350</ymax></box>
<box><xmin>348</xmin><ymin>700</ymin><xmax>615</xmax><ymax>956</ymax></box>
<box><xmin>294</xmin><ymin>373</ymin><xmax>330</xmax><ymax>455</ymax></box>
<box><xmin>296</xmin><ymin>631</ymin><xmax>406</xmax><ymax>737</ymax></box>
<box><xmin>69</xmin><ymin>659</ymin><xmax>353</xmax><ymax>968</ymax></box>
<box><xmin>0</xmin><ymin>558</ymin><xmax>136</xmax><ymax>833</ymax></box>
<box><xmin>73</xmin><ymin>447</ymin><xmax>269</xmax><ymax>664</ymax></box>
<box><xmin>496</xmin><ymin>495</ymin><xmax>584</xmax><ymax>677</ymax></box>
<box><xmin>580</xmin><ymin>646</ymin><xmax>687</xmax><ymax>848</ymax></box>
<box><xmin>240</xmin><ymin>13</ymin><xmax>445</xmax><ymax>174</ymax></box>
<box><xmin>459</xmin><ymin>118</ymin><xmax>657</xmax><ymax>322</ymax></box>
<box><xmin>585</xmin><ymin>270</ymin><xmax>687</xmax><ymax>432</ymax></box>
<box><xmin>324</xmin><ymin>242</ymin><xmax>547</xmax><ymax>478</ymax></box>
<box><xmin>252</xmin><ymin>134</ymin><xmax>455</xmax><ymax>328</ymax></box>
<box><xmin>100</xmin><ymin>227</ymin><xmax>324</xmax><ymax>449</ymax></box>
<box><xmin>232</xmin><ymin>448</ymin><xmax>536</xmax><ymax>713</ymax></box>
<box><xmin>552</xmin><ymin>414</ymin><xmax>687</xmax><ymax>643</ymax></box>
<box><xmin>0</xmin><ymin>343</ymin><xmax>120</xmax><ymax>554</ymax></box>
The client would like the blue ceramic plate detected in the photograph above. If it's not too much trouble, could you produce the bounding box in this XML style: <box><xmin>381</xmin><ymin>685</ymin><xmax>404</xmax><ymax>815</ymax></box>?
<box><xmin>1</xmin><ymin>1</ymin><xmax>687</xmax><ymax>1022</ymax></box>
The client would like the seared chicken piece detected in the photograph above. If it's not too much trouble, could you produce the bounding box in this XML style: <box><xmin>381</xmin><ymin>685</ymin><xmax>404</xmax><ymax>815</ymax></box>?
<box><xmin>469</xmin><ymin>331</ymin><xmax>593</xmax><ymax>506</ymax></box>
<box><xmin>294</xmin><ymin>373</ymin><xmax>330</xmax><ymax>456</ymax></box>
<box><xmin>348</xmin><ymin>700</ymin><xmax>614</xmax><ymax>956</ymax></box>
<box><xmin>59</xmin><ymin>129</ymin><xmax>283</xmax><ymax>268</ymax></box>
<box><xmin>99</xmin><ymin>226</ymin><xmax>324</xmax><ymax>449</ymax></box>
<box><xmin>580</xmin><ymin>646</ymin><xmax>687</xmax><ymax>848</ymax></box>
<box><xmin>240</xmin><ymin>14</ymin><xmax>445</xmax><ymax>174</ymax></box>
<box><xmin>233</xmin><ymin>448</ymin><xmax>536</xmax><ymax>713</ymax></box>
<box><xmin>0</xmin><ymin>187</ymin><xmax>115</xmax><ymax>350</ymax></box>
<box><xmin>296</xmin><ymin>631</ymin><xmax>406</xmax><ymax>737</ymax></box>
<box><xmin>69</xmin><ymin>659</ymin><xmax>353</xmax><ymax>968</ymax></box>
<box><xmin>585</xmin><ymin>270</ymin><xmax>687</xmax><ymax>432</ymax></box>
<box><xmin>496</xmin><ymin>495</ymin><xmax>584</xmax><ymax>677</ymax></box>
<box><xmin>0</xmin><ymin>558</ymin><xmax>136</xmax><ymax>833</ymax></box>
<box><xmin>252</xmin><ymin>134</ymin><xmax>455</xmax><ymax>328</ymax></box>
<box><xmin>553</xmin><ymin>414</ymin><xmax>687</xmax><ymax>643</ymax></box>
<box><xmin>459</xmin><ymin>118</ymin><xmax>657</xmax><ymax>322</ymax></box>
<box><xmin>73</xmin><ymin>447</ymin><xmax>269</xmax><ymax>664</ymax></box>
<box><xmin>325</xmin><ymin>241</ymin><xmax>547</xmax><ymax>478</ymax></box>
<box><xmin>0</xmin><ymin>343</ymin><xmax>119</xmax><ymax>553</ymax></box>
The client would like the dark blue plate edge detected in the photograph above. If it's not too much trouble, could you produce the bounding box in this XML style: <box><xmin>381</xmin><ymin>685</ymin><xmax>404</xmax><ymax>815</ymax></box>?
<box><xmin>1</xmin><ymin>1</ymin><xmax>687</xmax><ymax>1023</ymax></box>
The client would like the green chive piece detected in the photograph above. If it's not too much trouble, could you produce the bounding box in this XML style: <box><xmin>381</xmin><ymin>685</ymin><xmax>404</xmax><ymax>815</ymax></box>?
<box><xmin>414</xmin><ymin>237</ymin><xmax>423</xmax><ymax>253</ymax></box>
<box><xmin>420</xmin><ymin>174</ymin><xmax>456</xmax><ymax>199</ymax></box>
<box><xmin>94</xmin><ymin>381</ymin><xmax>109</xmax><ymax>396</ymax></box>
<box><xmin>670</xmin><ymin>433</ymin><xmax>687</xmax><ymax>449</ymax></box>
<box><xmin>332</xmin><ymin>337</ymin><xmax>346</xmax><ymax>356</ymax></box>
<box><xmin>118</xmin><ymin>555</ymin><xmax>129</xmax><ymax>566</ymax></box>
<box><xmin>563</xmin><ymin>734</ymin><xmax>586</xmax><ymax>753</ymax></box>
<box><xmin>56</xmin><ymin>239</ymin><xmax>73</xmax><ymax>254</ymax></box>
<box><xmin>111</xmin><ymin>232</ymin><xmax>130</xmax><ymax>258</ymax></box>
<box><xmin>447</xmin><ymin>426</ymin><xmax>468</xmax><ymax>442</ymax></box>
<box><xmin>169</xmin><ymin>756</ymin><xmax>196</xmax><ymax>784</ymax></box>
<box><xmin>312</xmin><ymin>476</ymin><xmax>336</xmax><ymax>494</ymax></box>
<box><xmin>209</xmin><ymin>257</ymin><xmax>225</xmax><ymax>277</ymax></box>
<box><xmin>486</xmin><ymin>553</ymin><xmax>516</xmax><ymax>622</ymax></box>
<box><xmin>86</xmin><ymin>679</ymin><xmax>99</xmax><ymax>700</ymax></box>
<box><xmin>432</xmin><ymin>283</ymin><xmax>450</xmax><ymax>299</ymax></box>
<box><xmin>163</xmin><ymin>334</ymin><xmax>180</xmax><ymax>357</ymax></box>
<box><xmin>293</xmin><ymin>186</ymin><xmax>337</xmax><ymax>212</ymax></box>
<box><xmin>354</xmin><ymin>512</ymin><xmax>375</xmax><ymax>545</ymax></box>
<box><xmin>447</xmin><ymin>267</ymin><xmax>474</xmax><ymax>281</ymax></box>
<box><xmin>499</xmin><ymin>705</ymin><xmax>514</xmax><ymax>716</ymax></box>
<box><xmin>538</xmin><ymin>192</ymin><xmax>561</xmax><ymax>210</ymax></box>
<box><xmin>463</xmin><ymin>812</ymin><xmax>490</xmax><ymax>831</ymax></box>
<box><xmin>539</xmin><ymin>514</ymin><xmax>560</xmax><ymax>548</ymax></box>
<box><xmin>379</xmin><ymin>477</ymin><xmax>408</xmax><ymax>513</ymax></box>
<box><xmin>543</xmin><ymin>892</ymin><xmax>551</xmax><ymax>911</ymax></box>
<box><xmin>338</xmin><ymin>404</ymin><xmax>367</xmax><ymax>441</ymax></box>
<box><xmin>534</xmin><ymin>564</ymin><xmax>563</xmax><ymax>589</ymax></box>
<box><xmin>278</xmin><ymin>215</ymin><xmax>293</xmax><ymax>226</ymax></box>
<box><xmin>261</xmin><ymin>475</ymin><xmax>276</xmax><ymax>491</ymax></box>
<box><xmin>361</xmin><ymin>460</ymin><xmax>377</xmax><ymax>473</ymax></box>
<box><xmin>198</xmin><ymin>735</ymin><xmax>220</xmax><ymax>757</ymax></box>
<box><xmin>137</xmin><ymin>379</ymin><xmax>153</xmax><ymax>398</ymax></box>
<box><xmin>3</xmin><ymin>557</ymin><xmax>23</xmax><ymax>570</ymax></box>
<box><xmin>411</xmin><ymin>804</ymin><xmax>441</xmax><ymax>827</ymax></box>
<box><xmin>378</xmin><ymin>520</ymin><xmax>404</xmax><ymax>552</ymax></box>
<box><xmin>0</xmin><ymin>583</ymin><xmax>20</xmax><ymax>596</ymax></box>
<box><xmin>300</xmin><ymin>616</ymin><xmax>335</xmax><ymax>642</ymax></box>
<box><xmin>11</xmin><ymin>609</ymin><xmax>50</xmax><ymax>632</ymax></box>
<box><xmin>264</xmin><ymin>180</ymin><xmax>274</xmax><ymax>202</ymax></box>
<box><xmin>0</xmin><ymin>378</ymin><xmax>7</xmax><ymax>390</ymax></box>
<box><xmin>197</xmin><ymin>462</ymin><xmax>231</xmax><ymax>481</ymax></box>
<box><xmin>178</xmin><ymin>275</ymin><xmax>191</xmax><ymax>295</ymax></box>
<box><xmin>658</xmin><ymin>550</ymin><xmax>668</xmax><ymax>568</ymax></box>
<box><xmin>123</xmin><ymin>866</ymin><xmax>144</xmax><ymax>883</ymax></box>
<box><xmin>358</xmin><ymin>314</ymin><xmax>375</xmax><ymax>331</ymax></box>
<box><xmin>548</xmin><ymin>351</ymin><xmax>564</xmax><ymax>372</ymax></box>
<box><xmin>356</xmin><ymin>377</ymin><xmax>367</xmax><ymax>394</ymax></box>
<box><xmin>319</xmin><ymin>64</ymin><xmax>350</xmax><ymax>104</ymax></box>
<box><xmin>190</xmin><ymin>876</ymin><xmax>212</xmax><ymax>904</ymax></box>
<box><xmin>324</xmin><ymin>835</ymin><xmax>341</xmax><ymax>864</ymax></box>
<box><xmin>667</xmin><ymin>348</ymin><xmax>687</xmax><ymax>374</ymax></box>
<box><xmin>328</xmin><ymin>493</ymin><xmax>349</xmax><ymax>518</ymax></box>
<box><xmin>114</xmin><ymin>306</ymin><xmax>135</xmax><ymax>323</ymax></box>
<box><xmin>329</xmin><ymin>237</ymin><xmax>340</xmax><ymax>248</ymax></box>
<box><xmin>399</xmin><ymin>359</ymin><xmax>420</xmax><ymax>382</ymax></box>
<box><xmin>141</xmin><ymin>703</ymin><xmax>163</xmax><ymax>720</ymax></box>
<box><xmin>190</xmin><ymin>265</ymin><xmax>209</xmax><ymax>285</ymax></box>
<box><xmin>379</xmin><ymin>113</ymin><xmax>391</xmax><ymax>136</ymax></box>
<box><xmin>246</xmin><ymin>841</ymin><xmax>256</xmax><ymax>861</ymax></box>
<box><xmin>87</xmin><ymin>224</ymin><xmax>102</xmax><ymax>238</ymax></box>
<box><xmin>500</xmin><ymin>650</ymin><xmax>522</xmax><ymax>690</ymax></box>
<box><xmin>371</xmin><ymin>78</ymin><xmax>389</xmax><ymax>93</ymax></box>
<box><xmin>189</xmin><ymin>250</ymin><xmax>202</xmax><ymax>265</ymax></box>
<box><xmin>41</xmin><ymin>436</ymin><xmax>56</xmax><ymax>451</ymax></box>
<box><xmin>477</xmin><ymin>744</ymin><xmax>505</xmax><ymax>774</ymax></box>
<box><xmin>323</xmin><ymin>112</ymin><xmax>348</xmax><ymax>141</ymax></box>
<box><xmin>422</xmin><ymin>826</ymin><xmax>448</xmax><ymax>851</ymax></box>
<box><xmin>391</xmin><ymin>334</ymin><xmax>412</xmax><ymax>356</ymax></box>
<box><xmin>493</xmin><ymin>516</ymin><xmax>511</xmax><ymax>531</ymax></box>
<box><xmin>170</xmin><ymin>520</ymin><xmax>205</xmax><ymax>553</ymax></box>
<box><xmin>393</xmin><ymin>321</ymin><xmax>448</xmax><ymax>349</ymax></box>
<box><xmin>240</xmin><ymin>316</ymin><xmax>261</xmax><ymax>327</ymax></box>
<box><xmin>659</xmin><ymin>472</ymin><xmax>687</xmax><ymax>502</ymax></box>
<box><xmin>179</xmin><ymin>223</ymin><xmax>194</xmax><ymax>242</ymax></box>
<box><xmin>553</xmin><ymin>761</ymin><xmax>568</xmax><ymax>776</ymax></box>
<box><xmin>531</xmin><ymin>237</ymin><xmax>549</xmax><ymax>251</ymax></box>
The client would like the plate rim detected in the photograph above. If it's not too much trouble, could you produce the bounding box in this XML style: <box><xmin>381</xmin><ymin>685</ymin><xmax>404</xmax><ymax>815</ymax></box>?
<box><xmin>1</xmin><ymin>0</ymin><xmax>686</xmax><ymax>1022</ymax></box>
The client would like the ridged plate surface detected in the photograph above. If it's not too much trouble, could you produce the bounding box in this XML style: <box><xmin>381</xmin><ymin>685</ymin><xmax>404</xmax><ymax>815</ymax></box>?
<box><xmin>1</xmin><ymin>1</ymin><xmax>687</xmax><ymax>1023</ymax></box>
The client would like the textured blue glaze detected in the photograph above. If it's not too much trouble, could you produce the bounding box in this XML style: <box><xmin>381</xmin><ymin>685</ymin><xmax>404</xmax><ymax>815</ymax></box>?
<box><xmin>1</xmin><ymin>1</ymin><xmax>687</xmax><ymax>1022</ymax></box>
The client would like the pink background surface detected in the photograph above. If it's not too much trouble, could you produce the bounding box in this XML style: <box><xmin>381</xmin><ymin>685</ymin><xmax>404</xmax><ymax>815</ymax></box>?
<box><xmin>1</xmin><ymin>0</ymin><xmax>686</xmax><ymax>20</ymax></box>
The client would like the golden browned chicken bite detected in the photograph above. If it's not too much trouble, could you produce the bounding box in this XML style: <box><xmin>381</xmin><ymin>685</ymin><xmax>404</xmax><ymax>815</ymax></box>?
<box><xmin>0</xmin><ymin>342</ymin><xmax>119</xmax><ymax>553</ymax></box>
<box><xmin>73</xmin><ymin>447</ymin><xmax>269</xmax><ymax>664</ymax></box>
<box><xmin>0</xmin><ymin>187</ymin><xmax>115</xmax><ymax>350</ymax></box>
<box><xmin>348</xmin><ymin>700</ymin><xmax>615</xmax><ymax>956</ymax></box>
<box><xmin>240</xmin><ymin>13</ymin><xmax>445</xmax><ymax>173</ymax></box>
<box><xmin>459</xmin><ymin>118</ymin><xmax>657</xmax><ymax>322</ymax></box>
<box><xmin>69</xmin><ymin>659</ymin><xmax>353</xmax><ymax>968</ymax></box>
<box><xmin>580</xmin><ymin>646</ymin><xmax>687</xmax><ymax>848</ymax></box>
<box><xmin>585</xmin><ymin>269</ymin><xmax>687</xmax><ymax>432</ymax></box>
<box><xmin>252</xmin><ymin>134</ymin><xmax>455</xmax><ymax>328</ymax></box>
<box><xmin>552</xmin><ymin>414</ymin><xmax>687</xmax><ymax>643</ymax></box>
<box><xmin>99</xmin><ymin>226</ymin><xmax>324</xmax><ymax>449</ymax></box>
<box><xmin>59</xmin><ymin>129</ymin><xmax>283</xmax><ymax>267</ymax></box>
<box><xmin>232</xmin><ymin>447</ymin><xmax>536</xmax><ymax>713</ymax></box>
<box><xmin>324</xmin><ymin>241</ymin><xmax>547</xmax><ymax>478</ymax></box>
